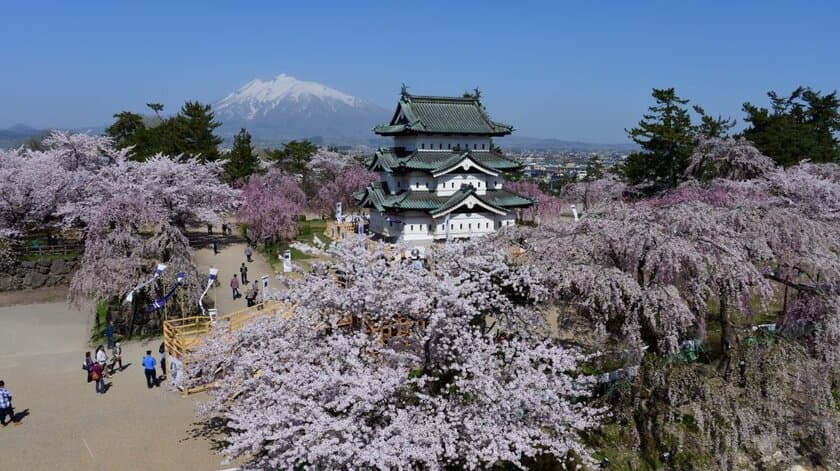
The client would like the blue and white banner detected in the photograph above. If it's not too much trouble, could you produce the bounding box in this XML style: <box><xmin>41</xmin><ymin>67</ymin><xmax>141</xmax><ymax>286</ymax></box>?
<box><xmin>336</xmin><ymin>202</ymin><xmax>343</xmax><ymax>223</ymax></box>
<box><xmin>199</xmin><ymin>267</ymin><xmax>219</xmax><ymax>315</ymax></box>
<box><xmin>124</xmin><ymin>263</ymin><xmax>167</xmax><ymax>304</ymax></box>
<box><xmin>145</xmin><ymin>271</ymin><xmax>186</xmax><ymax>313</ymax></box>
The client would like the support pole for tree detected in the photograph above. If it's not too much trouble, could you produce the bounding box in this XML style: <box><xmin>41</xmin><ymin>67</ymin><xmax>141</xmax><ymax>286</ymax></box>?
<box><xmin>719</xmin><ymin>289</ymin><xmax>733</xmax><ymax>376</ymax></box>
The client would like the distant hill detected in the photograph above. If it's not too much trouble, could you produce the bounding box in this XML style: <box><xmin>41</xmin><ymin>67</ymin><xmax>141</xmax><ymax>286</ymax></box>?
<box><xmin>495</xmin><ymin>135</ymin><xmax>637</xmax><ymax>152</ymax></box>
<box><xmin>0</xmin><ymin>124</ymin><xmax>48</xmax><ymax>148</ymax></box>
<box><xmin>214</xmin><ymin>74</ymin><xmax>391</xmax><ymax>147</ymax></box>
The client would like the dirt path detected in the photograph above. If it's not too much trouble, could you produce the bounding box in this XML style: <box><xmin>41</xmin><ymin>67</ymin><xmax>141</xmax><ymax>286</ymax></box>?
<box><xmin>0</xmin><ymin>286</ymin><xmax>68</xmax><ymax>308</ymax></box>
<box><xmin>193</xmin><ymin>239</ymin><xmax>278</xmax><ymax>316</ymax></box>
<box><xmin>0</xmin><ymin>302</ymin><xmax>226</xmax><ymax>470</ymax></box>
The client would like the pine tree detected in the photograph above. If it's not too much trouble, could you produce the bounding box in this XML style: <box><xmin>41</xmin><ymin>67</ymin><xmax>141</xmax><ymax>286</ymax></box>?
<box><xmin>106</xmin><ymin>111</ymin><xmax>146</xmax><ymax>152</ymax></box>
<box><xmin>693</xmin><ymin>105</ymin><xmax>736</xmax><ymax>138</ymax></box>
<box><xmin>268</xmin><ymin>140</ymin><xmax>317</xmax><ymax>174</ymax></box>
<box><xmin>742</xmin><ymin>86</ymin><xmax>840</xmax><ymax>166</ymax></box>
<box><xmin>172</xmin><ymin>101</ymin><xmax>223</xmax><ymax>163</ymax></box>
<box><xmin>624</xmin><ymin>88</ymin><xmax>696</xmax><ymax>189</ymax></box>
<box><xmin>224</xmin><ymin>128</ymin><xmax>261</xmax><ymax>183</ymax></box>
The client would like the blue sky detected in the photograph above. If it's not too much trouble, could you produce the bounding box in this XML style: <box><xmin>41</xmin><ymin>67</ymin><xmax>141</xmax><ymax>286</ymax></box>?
<box><xmin>1</xmin><ymin>0</ymin><xmax>838</xmax><ymax>143</ymax></box>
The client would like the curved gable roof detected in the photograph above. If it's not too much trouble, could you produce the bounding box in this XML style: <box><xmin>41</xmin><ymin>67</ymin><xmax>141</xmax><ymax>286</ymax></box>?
<box><xmin>374</xmin><ymin>93</ymin><xmax>513</xmax><ymax>136</ymax></box>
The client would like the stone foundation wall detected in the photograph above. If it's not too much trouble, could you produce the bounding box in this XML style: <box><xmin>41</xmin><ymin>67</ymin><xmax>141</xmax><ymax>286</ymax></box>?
<box><xmin>0</xmin><ymin>257</ymin><xmax>79</xmax><ymax>291</ymax></box>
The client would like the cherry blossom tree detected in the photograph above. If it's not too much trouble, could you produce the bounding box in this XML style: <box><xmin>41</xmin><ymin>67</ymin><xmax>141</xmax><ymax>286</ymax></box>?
<box><xmin>684</xmin><ymin>136</ymin><xmax>777</xmax><ymax>181</ymax></box>
<box><xmin>237</xmin><ymin>169</ymin><xmax>306</xmax><ymax>242</ymax></box>
<box><xmin>187</xmin><ymin>239</ymin><xmax>602</xmax><ymax>469</ymax></box>
<box><xmin>504</xmin><ymin>180</ymin><xmax>564</xmax><ymax>222</ymax></box>
<box><xmin>0</xmin><ymin>148</ymin><xmax>78</xmax><ymax>235</ymax></box>
<box><xmin>310</xmin><ymin>162</ymin><xmax>377</xmax><ymax>219</ymax></box>
<box><xmin>557</xmin><ymin>174</ymin><xmax>627</xmax><ymax>212</ymax></box>
<box><xmin>0</xmin><ymin>131</ymin><xmax>239</xmax><ymax>317</ymax></box>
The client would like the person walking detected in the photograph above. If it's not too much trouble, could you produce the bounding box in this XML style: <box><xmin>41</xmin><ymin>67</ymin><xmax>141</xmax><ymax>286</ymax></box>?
<box><xmin>251</xmin><ymin>281</ymin><xmax>260</xmax><ymax>304</ymax></box>
<box><xmin>95</xmin><ymin>345</ymin><xmax>109</xmax><ymax>378</ymax></box>
<box><xmin>230</xmin><ymin>274</ymin><xmax>241</xmax><ymax>300</ymax></box>
<box><xmin>240</xmin><ymin>262</ymin><xmax>248</xmax><ymax>284</ymax></box>
<box><xmin>110</xmin><ymin>342</ymin><xmax>123</xmax><ymax>372</ymax></box>
<box><xmin>105</xmin><ymin>320</ymin><xmax>115</xmax><ymax>349</ymax></box>
<box><xmin>245</xmin><ymin>284</ymin><xmax>256</xmax><ymax>307</ymax></box>
<box><xmin>90</xmin><ymin>362</ymin><xmax>105</xmax><ymax>394</ymax></box>
<box><xmin>83</xmin><ymin>351</ymin><xmax>94</xmax><ymax>382</ymax></box>
<box><xmin>245</xmin><ymin>245</ymin><xmax>253</xmax><ymax>263</ymax></box>
<box><xmin>212</xmin><ymin>238</ymin><xmax>219</xmax><ymax>255</ymax></box>
<box><xmin>168</xmin><ymin>353</ymin><xmax>184</xmax><ymax>390</ymax></box>
<box><xmin>0</xmin><ymin>380</ymin><xmax>19</xmax><ymax>425</ymax></box>
<box><xmin>158</xmin><ymin>342</ymin><xmax>167</xmax><ymax>379</ymax></box>
<box><xmin>142</xmin><ymin>350</ymin><xmax>157</xmax><ymax>388</ymax></box>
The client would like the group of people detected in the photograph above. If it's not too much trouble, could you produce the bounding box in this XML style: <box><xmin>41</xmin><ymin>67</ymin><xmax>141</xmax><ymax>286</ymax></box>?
<box><xmin>230</xmin><ymin>274</ymin><xmax>261</xmax><ymax>306</ymax></box>
<box><xmin>144</xmin><ymin>343</ymin><xmax>184</xmax><ymax>389</ymax></box>
<box><xmin>230</xmin><ymin>245</ymin><xmax>261</xmax><ymax>307</ymax></box>
<box><xmin>82</xmin><ymin>328</ymin><xmax>183</xmax><ymax>394</ymax></box>
<box><xmin>84</xmin><ymin>342</ymin><xmax>123</xmax><ymax>394</ymax></box>
<box><xmin>207</xmin><ymin>223</ymin><xmax>233</xmax><ymax>236</ymax></box>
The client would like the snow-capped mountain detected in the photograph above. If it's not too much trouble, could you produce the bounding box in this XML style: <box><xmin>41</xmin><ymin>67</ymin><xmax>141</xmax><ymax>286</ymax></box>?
<box><xmin>215</xmin><ymin>74</ymin><xmax>389</xmax><ymax>145</ymax></box>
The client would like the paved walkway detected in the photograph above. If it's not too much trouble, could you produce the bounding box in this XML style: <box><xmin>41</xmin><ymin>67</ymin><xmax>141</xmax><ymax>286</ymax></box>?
<box><xmin>193</xmin><ymin>239</ymin><xmax>278</xmax><ymax>315</ymax></box>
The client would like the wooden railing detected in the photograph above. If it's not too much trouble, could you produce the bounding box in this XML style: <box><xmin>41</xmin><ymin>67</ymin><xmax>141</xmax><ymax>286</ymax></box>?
<box><xmin>163</xmin><ymin>300</ymin><xmax>292</xmax><ymax>395</ymax></box>
<box><xmin>13</xmin><ymin>242</ymin><xmax>85</xmax><ymax>257</ymax></box>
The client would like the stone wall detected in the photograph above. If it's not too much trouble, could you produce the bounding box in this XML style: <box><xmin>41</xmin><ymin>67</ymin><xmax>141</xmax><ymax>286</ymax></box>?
<box><xmin>0</xmin><ymin>257</ymin><xmax>79</xmax><ymax>291</ymax></box>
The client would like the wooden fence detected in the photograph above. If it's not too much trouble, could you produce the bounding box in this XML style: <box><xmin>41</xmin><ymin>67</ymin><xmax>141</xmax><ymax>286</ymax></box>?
<box><xmin>163</xmin><ymin>300</ymin><xmax>293</xmax><ymax>395</ymax></box>
<box><xmin>13</xmin><ymin>242</ymin><xmax>85</xmax><ymax>257</ymax></box>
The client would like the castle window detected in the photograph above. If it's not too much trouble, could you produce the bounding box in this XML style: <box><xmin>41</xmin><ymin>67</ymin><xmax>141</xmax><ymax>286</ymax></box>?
<box><xmin>410</xmin><ymin>224</ymin><xmax>414</xmax><ymax>231</ymax></box>
<box><xmin>439</xmin><ymin>143</ymin><xmax>442</xmax><ymax>149</ymax></box>
<box><xmin>482</xmin><ymin>143</ymin><xmax>485</xmax><ymax>149</ymax></box>
<box><xmin>421</xmin><ymin>143</ymin><xmax>425</xmax><ymax>149</ymax></box>
<box><xmin>473</xmin><ymin>144</ymin><xmax>477</xmax><ymax>149</ymax></box>
<box><xmin>447</xmin><ymin>143</ymin><xmax>451</xmax><ymax>149</ymax></box>
<box><xmin>468</xmin><ymin>223</ymin><xmax>471</xmax><ymax>230</ymax></box>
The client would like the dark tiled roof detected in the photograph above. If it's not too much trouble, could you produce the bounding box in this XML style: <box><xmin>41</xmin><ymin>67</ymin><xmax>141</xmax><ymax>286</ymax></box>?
<box><xmin>374</xmin><ymin>93</ymin><xmax>513</xmax><ymax>136</ymax></box>
<box><xmin>368</xmin><ymin>148</ymin><xmax>523</xmax><ymax>174</ymax></box>
<box><xmin>354</xmin><ymin>183</ymin><xmax>534</xmax><ymax>215</ymax></box>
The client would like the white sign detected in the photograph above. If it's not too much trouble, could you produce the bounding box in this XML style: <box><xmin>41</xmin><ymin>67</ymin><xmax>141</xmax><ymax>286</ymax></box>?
<box><xmin>570</xmin><ymin>204</ymin><xmax>579</xmax><ymax>222</ymax></box>
<box><xmin>282</xmin><ymin>249</ymin><xmax>292</xmax><ymax>273</ymax></box>
<box><xmin>336</xmin><ymin>202</ymin><xmax>343</xmax><ymax>223</ymax></box>
<box><xmin>261</xmin><ymin>275</ymin><xmax>270</xmax><ymax>302</ymax></box>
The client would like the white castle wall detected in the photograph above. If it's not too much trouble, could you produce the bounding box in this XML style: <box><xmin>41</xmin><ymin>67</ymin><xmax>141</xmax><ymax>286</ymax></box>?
<box><xmin>394</xmin><ymin>135</ymin><xmax>492</xmax><ymax>151</ymax></box>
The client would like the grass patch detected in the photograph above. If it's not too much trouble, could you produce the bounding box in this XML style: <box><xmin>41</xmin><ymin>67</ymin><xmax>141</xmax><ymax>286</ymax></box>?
<box><xmin>89</xmin><ymin>300</ymin><xmax>109</xmax><ymax>344</ymax></box>
<box><xmin>258</xmin><ymin>219</ymin><xmax>329</xmax><ymax>273</ymax></box>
